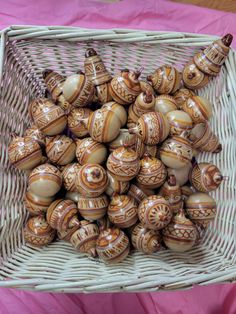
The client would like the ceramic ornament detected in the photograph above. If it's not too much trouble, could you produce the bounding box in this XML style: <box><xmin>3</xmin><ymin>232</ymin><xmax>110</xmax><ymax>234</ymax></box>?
<box><xmin>166</xmin><ymin>110</ymin><xmax>193</xmax><ymax>136</ymax></box>
<box><xmin>105</xmin><ymin>172</ymin><xmax>130</xmax><ymax>197</ymax></box>
<box><xmin>57</xmin><ymin>224</ymin><xmax>80</xmax><ymax>242</ymax></box>
<box><xmin>173</xmin><ymin>88</ymin><xmax>195</xmax><ymax>110</ymax></box>
<box><xmin>77</xmin><ymin>194</ymin><xmax>109</xmax><ymax>221</ymax></box>
<box><xmin>24</xmin><ymin>190</ymin><xmax>55</xmax><ymax>215</ymax></box>
<box><xmin>96</xmin><ymin>82</ymin><xmax>113</xmax><ymax>104</ymax></box>
<box><xmin>76</xmin><ymin>137</ymin><xmax>107</xmax><ymax>165</ymax></box>
<box><xmin>181</xmin><ymin>185</ymin><xmax>195</xmax><ymax>201</ymax></box>
<box><xmin>68</xmin><ymin>107</ymin><xmax>93</xmax><ymax>138</ymax></box>
<box><xmin>65</xmin><ymin>191</ymin><xmax>81</xmax><ymax>203</ymax></box>
<box><xmin>97</xmin><ymin>216</ymin><xmax>113</xmax><ymax>232</ymax></box>
<box><xmin>167</xmin><ymin>162</ymin><xmax>192</xmax><ymax>186</ymax></box>
<box><xmin>127</xmin><ymin>184</ymin><xmax>149</xmax><ymax>205</ymax></box>
<box><xmin>24</xmin><ymin>125</ymin><xmax>46</xmax><ymax>147</ymax></box>
<box><xmin>140</xmin><ymin>80</ymin><xmax>155</xmax><ymax>94</ymax></box>
<box><xmin>182</xmin><ymin>60</ymin><xmax>210</xmax><ymax>90</ymax></box>
<box><xmin>155</xmin><ymin>95</ymin><xmax>178</xmax><ymax>115</ymax></box>
<box><xmin>108</xmin><ymin>129</ymin><xmax>136</xmax><ymax>152</ymax></box>
<box><xmin>133</xmin><ymin>90</ymin><xmax>155</xmax><ymax>117</ymax></box>
<box><xmin>102</xmin><ymin>101</ymin><xmax>127</xmax><ymax>127</ymax></box>
<box><xmin>159</xmin><ymin>175</ymin><xmax>182</xmax><ymax>214</ymax></box>
<box><xmin>182</xmin><ymin>95</ymin><xmax>213</xmax><ymax>124</ymax></box>
<box><xmin>135</xmin><ymin>182</ymin><xmax>156</xmax><ymax>196</ymax></box>
<box><xmin>61</xmin><ymin>163</ymin><xmax>81</xmax><ymax>192</ymax></box>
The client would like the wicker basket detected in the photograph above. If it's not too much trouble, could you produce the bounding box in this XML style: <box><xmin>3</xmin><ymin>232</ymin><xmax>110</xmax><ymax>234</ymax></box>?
<box><xmin>0</xmin><ymin>25</ymin><xmax>236</xmax><ymax>292</ymax></box>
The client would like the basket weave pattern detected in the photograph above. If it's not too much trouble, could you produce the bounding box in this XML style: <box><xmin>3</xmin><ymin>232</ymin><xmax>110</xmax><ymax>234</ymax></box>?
<box><xmin>0</xmin><ymin>26</ymin><xmax>236</xmax><ymax>292</ymax></box>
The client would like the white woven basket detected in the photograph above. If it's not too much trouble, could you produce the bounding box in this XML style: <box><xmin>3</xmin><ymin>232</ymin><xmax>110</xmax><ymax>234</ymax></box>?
<box><xmin>0</xmin><ymin>25</ymin><xmax>236</xmax><ymax>292</ymax></box>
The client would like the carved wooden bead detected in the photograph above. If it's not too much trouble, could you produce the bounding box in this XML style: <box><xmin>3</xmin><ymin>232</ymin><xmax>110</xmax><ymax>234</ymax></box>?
<box><xmin>173</xmin><ymin>88</ymin><xmax>195</xmax><ymax>109</ymax></box>
<box><xmin>105</xmin><ymin>172</ymin><xmax>130</xmax><ymax>197</ymax></box>
<box><xmin>24</xmin><ymin>125</ymin><xmax>46</xmax><ymax>147</ymax></box>
<box><xmin>24</xmin><ymin>190</ymin><xmax>55</xmax><ymax>215</ymax></box>
<box><xmin>182</xmin><ymin>95</ymin><xmax>213</xmax><ymax>124</ymax></box>
<box><xmin>84</xmin><ymin>48</ymin><xmax>112</xmax><ymax>86</ymax></box>
<box><xmin>109</xmin><ymin>129</ymin><xmax>136</xmax><ymax>152</ymax></box>
<box><xmin>131</xmin><ymin>223</ymin><xmax>162</xmax><ymax>254</ymax></box>
<box><xmin>147</xmin><ymin>66</ymin><xmax>181</xmax><ymax>94</ymax></box>
<box><xmin>136</xmin><ymin>154</ymin><xmax>167</xmax><ymax>189</ymax></box>
<box><xmin>106</xmin><ymin>146</ymin><xmax>140</xmax><ymax>182</ymax></box>
<box><xmin>159</xmin><ymin>175</ymin><xmax>182</xmax><ymax>214</ymax></box>
<box><xmin>78</xmin><ymin>194</ymin><xmax>109</xmax><ymax>221</ymax></box>
<box><xmin>185</xmin><ymin>193</ymin><xmax>216</xmax><ymax>228</ymax></box>
<box><xmin>76</xmin><ymin>137</ymin><xmax>107</xmax><ymax>165</ymax></box>
<box><xmin>129</xmin><ymin>112</ymin><xmax>170</xmax><ymax>145</ymax></box>
<box><xmin>140</xmin><ymin>80</ymin><xmax>155</xmax><ymax>94</ymax></box>
<box><xmin>24</xmin><ymin>215</ymin><xmax>56</xmax><ymax>247</ymax></box>
<box><xmin>181</xmin><ymin>185</ymin><xmax>195</xmax><ymax>201</ymax></box>
<box><xmin>76</xmin><ymin>163</ymin><xmax>108</xmax><ymax>197</ymax></box>
<box><xmin>57</xmin><ymin>224</ymin><xmax>80</xmax><ymax>242</ymax></box>
<box><xmin>102</xmin><ymin>102</ymin><xmax>127</xmax><ymax>127</ymax></box>
<box><xmin>8</xmin><ymin>134</ymin><xmax>42</xmax><ymax>171</ymax></box>
<box><xmin>61</xmin><ymin>163</ymin><xmax>81</xmax><ymax>192</ymax></box>
<box><xmin>108</xmin><ymin>194</ymin><xmax>138</xmax><ymax>228</ymax></box>
<box><xmin>138</xmin><ymin>195</ymin><xmax>172</xmax><ymax>230</ymax></box>
<box><xmin>65</xmin><ymin>191</ymin><xmax>81</xmax><ymax>203</ymax></box>
<box><xmin>63</xmin><ymin>73</ymin><xmax>95</xmax><ymax>107</ymax></box>
<box><xmin>189</xmin><ymin>162</ymin><xmax>223</xmax><ymax>192</ymax></box>
<box><xmin>182</xmin><ymin>60</ymin><xmax>210</xmax><ymax>90</ymax></box>
<box><xmin>68</xmin><ymin>108</ymin><xmax>92</xmax><ymax>138</ymax></box>
<box><xmin>160</xmin><ymin>135</ymin><xmax>193</xmax><ymax>169</ymax></box>
<box><xmin>166</xmin><ymin>110</ymin><xmax>193</xmax><ymax>136</ymax></box>
<box><xmin>155</xmin><ymin>95</ymin><xmax>178</xmax><ymax>115</ymax></box>
<box><xmin>167</xmin><ymin>163</ymin><xmax>192</xmax><ymax>186</ymax></box>
<box><xmin>47</xmin><ymin>199</ymin><xmax>80</xmax><ymax>232</ymax></box>
<box><xmin>162</xmin><ymin>209</ymin><xmax>198</xmax><ymax>252</ymax></box>
<box><xmin>70</xmin><ymin>220</ymin><xmax>99</xmax><ymax>257</ymax></box>
<box><xmin>96</xmin><ymin>83</ymin><xmax>113</xmax><ymax>104</ymax></box>
<box><xmin>96</xmin><ymin>228</ymin><xmax>130</xmax><ymax>264</ymax></box>
<box><xmin>45</xmin><ymin>135</ymin><xmax>76</xmax><ymax>166</ymax></box>
<box><xmin>28</xmin><ymin>163</ymin><xmax>62</xmax><ymax>197</ymax></box>
<box><xmin>109</xmin><ymin>69</ymin><xmax>142</xmax><ymax>105</ymax></box>
<box><xmin>127</xmin><ymin>184</ymin><xmax>149</xmax><ymax>204</ymax></box>
<box><xmin>29</xmin><ymin>98</ymin><xmax>67</xmax><ymax>136</ymax></box>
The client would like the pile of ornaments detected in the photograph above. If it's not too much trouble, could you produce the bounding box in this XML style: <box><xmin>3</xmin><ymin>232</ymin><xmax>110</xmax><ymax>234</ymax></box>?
<box><xmin>8</xmin><ymin>34</ymin><xmax>232</xmax><ymax>264</ymax></box>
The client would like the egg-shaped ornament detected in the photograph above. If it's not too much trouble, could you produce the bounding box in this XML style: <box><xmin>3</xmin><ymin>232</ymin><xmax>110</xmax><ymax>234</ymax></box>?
<box><xmin>8</xmin><ymin>133</ymin><xmax>43</xmax><ymax>171</ymax></box>
<box><xmin>96</xmin><ymin>228</ymin><xmax>130</xmax><ymax>264</ymax></box>
<box><xmin>182</xmin><ymin>60</ymin><xmax>210</xmax><ymax>90</ymax></box>
<box><xmin>61</xmin><ymin>163</ymin><xmax>81</xmax><ymax>192</ymax></box>
<box><xmin>189</xmin><ymin>161</ymin><xmax>223</xmax><ymax>192</ymax></box>
<box><xmin>24</xmin><ymin>190</ymin><xmax>55</xmax><ymax>216</ymax></box>
<box><xmin>167</xmin><ymin>162</ymin><xmax>192</xmax><ymax>186</ymax></box>
<box><xmin>185</xmin><ymin>192</ymin><xmax>216</xmax><ymax>228</ymax></box>
<box><xmin>70</xmin><ymin>220</ymin><xmax>99</xmax><ymax>257</ymax></box>
<box><xmin>68</xmin><ymin>107</ymin><xmax>92</xmax><ymax>138</ymax></box>
<box><xmin>138</xmin><ymin>195</ymin><xmax>172</xmax><ymax>230</ymax></box>
<box><xmin>28</xmin><ymin>163</ymin><xmax>62</xmax><ymax>197</ymax></box>
<box><xmin>147</xmin><ymin>65</ymin><xmax>181</xmax><ymax>94</ymax></box>
<box><xmin>102</xmin><ymin>102</ymin><xmax>127</xmax><ymax>127</ymax></box>
<box><xmin>76</xmin><ymin>163</ymin><xmax>108</xmax><ymax>197</ymax></box>
<box><xmin>166</xmin><ymin>110</ymin><xmax>193</xmax><ymax>136</ymax></box>
<box><xmin>109</xmin><ymin>69</ymin><xmax>142</xmax><ymax>105</ymax></box>
<box><xmin>173</xmin><ymin>88</ymin><xmax>195</xmax><ymax>109</ymax></box>
<box><xmin>155</xmin><ymin>95</ymin><xmax>178</xmax><ymax>115</ymax></box>
<box><xmin>162</xmin><ymin>209</ymin><xmax>198</xmax><ymax>252</ymax></box>
<box><xmin>159</xmin><ymin>175</ymin><xmax>182</xmax><ymax>214</ymax></box>
<box><xmin>140</xmin><ymin>80</ymin><xmax>155</xmax><ymax>94</ymax></box>
<box><xmin>47</xmin><ymin>199</ymin><xmax>80</xmax><ymax>232</ymax></box>
<box><xmin>108</xmin><ymin>194</ymin><xmax>138</xmax><ymax>229</ymax></box>
<box><xmin>106</xmin><ymin>145</ymin><xmax>140</xmax><ymax>182</ymax></box>
<box><xmin>129</xmin><ymin>112</ymin><xmax>170</xmax><ymax>145</ymax></box>
<box><xmin>131</xmin><ymin>223</ymin><xmax>162</xmax><ymax>254</ymax></box>
<box><xmin>78</xmin><ymin>194</ymin><xmax>109</xmax><ymax>221</ymax></box>
<box><xmin>136</xmin><ymin>153</ymin><xmax>167</xmax><ymax>189</ymax></box>
<box><xmin>84</xmin><ymin>48</ymin><xmax>112</xmax><ymax>86</ymax></box>
<box><xmin>108</xmin><ymin>129</ymin><xmax>136</xmax><ymax>152</ymax></box>
<box><xmin>182</xmin><ymin>95</ymin><xmax>213</xmax><ymax>124</ymax></box>
<box><xmin>24</xmin><ymin>215</ymin><xmax>56</xmax><ymax>247</ymax></box>
<box><xmin>133</xmin><ymin>90</ymin><xmax>155</xmax><ymax>117</ymax></box>
<box><xmin>76</xmin><ymin>137</ymin><xmax>107</xmax><ymax>165</ymax></box>
<box><xmin>105</xmin><ymin>172</ymin><xmax>130</xmax><ymax>197</ymax></box>
<box><xmin>24</xmin><ymin>125</ymin><xmax>46</xmax><ymax>147</ymax></box>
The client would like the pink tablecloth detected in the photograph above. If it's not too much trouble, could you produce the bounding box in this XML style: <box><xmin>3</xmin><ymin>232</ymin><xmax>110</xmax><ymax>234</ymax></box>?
<box><xmin>1</xmin><ymin>0</ymin><xmax>236</xmax><ymax>313</ymax></box>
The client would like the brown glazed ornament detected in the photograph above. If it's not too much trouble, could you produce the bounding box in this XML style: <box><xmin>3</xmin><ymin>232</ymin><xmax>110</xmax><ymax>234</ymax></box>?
<box><xmin>132</xmin><ymin>136</ymin><xmax>146</xmax><ymax>158</ymax></box>
<box><xmin>109</xmin><ymin>69</ymin><xmax>142</xmax><ymax>105</ymax></box>
<box><xmin>108</xmin><ymin>194</ymin><xmax>138</xmax><ymax>228</ymax></box>
<box><xmin>159</xmin><ymin>175</ymin><xmax>182</xmax><ymax>214</ymax></box>
<box><xmin>136</xmin><ymin>153</ymin><xmax>167</xmax><ymax>189</ymax></box>
<box><xmin>24</xmin><ymin>190</ymin><xmax>55</xmax><ymax>215</ymax></box>
<box><xmin>46</xmin><ymin>135</ymin><xmax>76</xmax><ymax>166</ymax></box>
<box><xmin>96</xmin><ymin>82</ymin><xmax>113</xmax><ymax>104</ymax></box>
<box><xmin>24</xmin><ymin>215</ymin><xmax>56</xmax><ymax>247</ymax></box>
<box><xmin>182</xmin><ymin>60</ymin><xmax>210</xmax><ymax>90</ymax></box>
<box><xmin>105</xmin><ymin>172</ymin><xmax>130</xmax><ymax>197</ymax></box>
<box><xmin>147</xmin><ymin>65</ymin><xmax>181</xmax><ymax>94</ymax></box>
<box><xmin>127</xmin><ymin>184</ymin><xmax>149</xmax><ymax>205</ymax></box>
<box><xmin>188</xmin><ymin>122</ymin><xmax>222</xmax><ymax>153</ymax></box>
<box><xmin>76</xmin><ymin>163</ymin><xmax>108</xmax><ymax>197</ymax></box>
<box><xmin>84</xmin><ymin>48</ymin><xmax>112</xmax><ymax>86</ymax></box>
<box><xmin>47</xmin><ymin>199</ymin><xmax>80</xmax><ymax>232</ymax></box>
<box><xmin>162</xmin><ymin>209</ymin><xmax>198</xmax><ymax>252</ymax></box>
<box><xmin>160</xmin><ymin>133</ymin><xmax>193</xmax><ymax>169</ymax></box>
<box><xmin>106</xmin><ymin>145</ymin><xmax>140</xmax><ymax>182</ymax></box>
<box><xmin>155</xmin><ymin>95</ymin><xmax>178</xmax><ymax>115</ymax></box>
<box><xmin>76</xmin><ymin>137</ymin><xmax>107</xmax><ymax>165</ymax></box>
<box><xmin>96</xmin><ymin>228</ymin><xmax>130</xmax><ymax>264</ymax></box>
<box><xmin>43</xmin><ymin>69</ymin><xmax>70</xmax><ymax>111</ymax></box>
<box><xmin>133</xmin><ymin>91</ymin><xmax>155</xmax><ymax>117</ymax></box>
<box><xmin>140</xmin><ymin>80</ymin><xmax>155</xmax><ymax>94</ymax></box>
<box><xmin>62</xmin><ymin>72</ymin><xmax>95</xmax><ymax>107</ymax></box>
<box><xmin>131</xmin><ymin>223</ymin><xmax>162</xmax><ymax>254</ymax></box>
<box><xmin>138</xmin><ymin>195</ymin><xmax>172</xmax><ymax>230</ymax></box>
<box><xmin>102</xmin><ymin>102</ymin><xmax>127</xmax><ymax>127</ymax></box>
<box><xmin>8</xmin><ymin>134</ymin><xmax>43</xmax><ymax>171</ymax></box>
<box><xmin>65</xmin><ymin>191</ymin><xmax>81</xmax><ymax>203</ymax></box>
<box><xmin>129</xmin><ymin>112</ymin><xmax>170</xmax><ymax>145</ymax></box>
<box><xmin>61</xmin><ymin>163</ymin><xmax>81</xmax><ymax>192</ymax></box>
<box><xmin>29</xmin><ymin>98</ymin><xmax>67</xmax><ymax>136</ymax></box>
<box><xmin>57</xmin><ymin>224</ymin><xmax>80</xmax><ymax>242</ymax></box>
<box><xmin>24</xmin><ymin>125</ymin><xmax>46</xmax><ymax>147</ymax></box>
<box><xmin>167</xmin><ymin>163</ymin><xmax>192</xmax><ymax>186</ymax></box>
<box><xmin>181</xmin><ymin>185</ymin><xmax>195</xmax><ymax>201</ymax></box>
<box><xmin>173</xmin><ymin>88</ymin><xmax>195</xmax><ymax>109</ymax></box>
<box><xmin>78</xmin><ymin>194</ymin><xmax>109</xmax><ymax>221</ymax></box>
<box><xmin>108</xmin><ymin>129</ymin><xmax>136</xmax><ymax>152</ymax></box>
<box><xmin>166</xmin><ymin>110</ymin><xmax>193</xmax><ymax>136</ymax></box>
<box><xmin>182</xmin><ymin>95</ymin><xmax>213</xmax><ymax>124</ymax></box>
<box><xmin>70</xmin><ymin>220</ymin><xmax>99</xmax><ymax>257</ymax></box>
<box><xmin>68</xmin><ymin>108</ymin><xmax>92</xmax><ymax>138</ymax></box>
<box><xmin>97</xmin><ymin>215</ymin><xmax>113</xmax><ymax>232</ymax></box>
<box><xmin>189</xmin><ymin>161</ymin><xmax>223</xmax><ymax>192</ymax></box>
<box><xmin>28</xmin><ymin>163</ymin><xmax>62</xmax><ymax>197</ymax></box>
<box><xmin>185</xmin><ymin>192</ymin><xmax>216</xmax><ymax>228</ymax></box>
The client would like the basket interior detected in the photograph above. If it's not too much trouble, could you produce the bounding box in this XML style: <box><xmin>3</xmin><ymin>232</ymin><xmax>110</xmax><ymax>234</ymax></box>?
<box><xmin>0</xmin><ymin>36</ymin><xmax>236</xmax><ymax>292</ymax></box>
